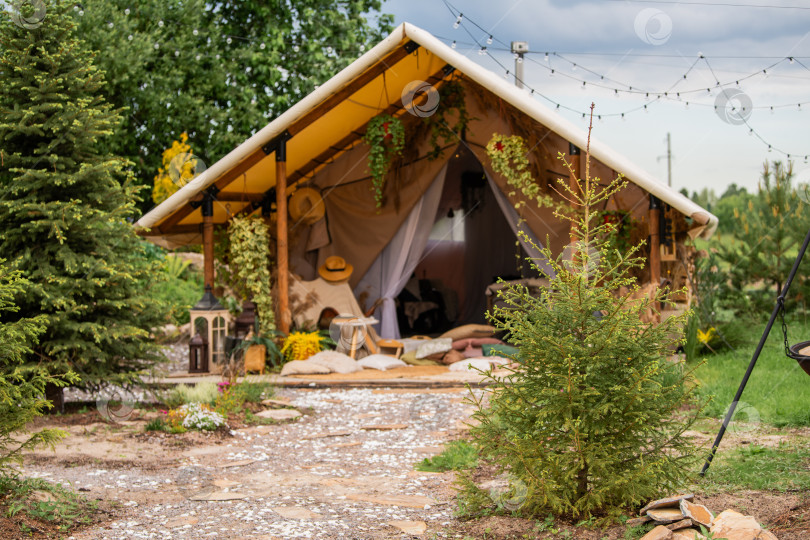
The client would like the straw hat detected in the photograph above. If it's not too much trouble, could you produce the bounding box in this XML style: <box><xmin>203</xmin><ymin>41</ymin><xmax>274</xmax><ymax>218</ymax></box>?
<box><xmin>319</xmin><ymin>256</ymin><xmax>353</xmax><ymax>282</ymax></box>
<box><xmin>288</xmin><ymin>187</ymin><xmax>325</xmax><ymax>225</ymax></box>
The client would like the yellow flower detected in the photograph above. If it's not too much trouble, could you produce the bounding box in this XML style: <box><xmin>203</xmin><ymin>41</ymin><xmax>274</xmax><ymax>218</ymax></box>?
<box><xmin>697</xmin><ymin>327</ymin><xmax>716</xmax><ymax>345</ymax></box>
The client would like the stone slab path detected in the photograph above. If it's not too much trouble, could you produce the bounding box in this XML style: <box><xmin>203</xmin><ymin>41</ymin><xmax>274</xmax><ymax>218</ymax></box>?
<box><xmin>25</xmin><ymin>387</ymin><xmax>481</xmax><ymax>539</ymax></box>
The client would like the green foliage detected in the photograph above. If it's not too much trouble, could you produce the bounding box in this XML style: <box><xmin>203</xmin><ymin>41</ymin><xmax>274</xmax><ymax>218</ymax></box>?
<box><xmin>0</xmin><ymin>262</ymin><xmax>78</xmax><ymax>474</ymax></box>
<box><xmin>701</xmin><ymin>442</ymin><xmax>810</xmax><ymax>492</ymax></box>
<box><xmin>416</xmin><ymin>440</ymin><xmax>479</xmax><ymax>472</ymax></box>
<box><xmin>0</xmin><ymin>1</ymin><xmax>167</xmax><ymax>391</ymax></box>
<box><xmin>231</xmin><ymin>381</ymin><xmax>275</xmax><ymax>403</ymax></box>
<box><xmin>486</xmin><ymin>134</ymin><xmax>556</xmax><ymax>211</ymax></box>
<box><xmin>468</xmin><ymin>125</ymin><xmax>703</xmax><ymax>520</ymax></box>
<box><xmin>73</xmin><ymin>0</ymin><xmax>393</xmax><ymax>212</ymax></box>
<box><xmin>424</xmin><ymin>79</ymin><xmax>471</xmax><ymax>159</ymax></box>
<box><xmin>364</xmin><ymin>114</ymin><xmax>405</xmax><ymax>207</ymax></box>
<box><xmin>0</xmin><ymin>476</ymin><xmax>98</xmax><ymax>534</ymax></box>
<box><xmin>228</xmin><ymin>217</ymin><xmax>276</xmax><ymax>335</ymax></box>
<box><xmin>163</xmin><ymin>381</ymin><xmax>219</xmax><ymax>409</ymax></box>
<box><xmin>717</xmin><ymin>162</ymin><xmax>810</xmax><ymax>313</ymax></box>
<box><xmin>145</xmin><ymin>417</ymin><xmax>167</xmax><ymax>432</ymax></box>
<box><xmin>694</xmin><ymin>318</ymin><xmax>810</xmax><ymax>426</ymax></box>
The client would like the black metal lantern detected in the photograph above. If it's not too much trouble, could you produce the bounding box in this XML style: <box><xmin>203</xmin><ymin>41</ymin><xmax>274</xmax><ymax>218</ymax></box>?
<box><xmin>189</xmin><ymin>332</ymin><xmax>209</xmax><ymax>373</ymax></box>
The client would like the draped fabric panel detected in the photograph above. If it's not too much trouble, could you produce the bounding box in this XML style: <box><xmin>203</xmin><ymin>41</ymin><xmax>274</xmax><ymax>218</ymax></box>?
<box><xmin>353</xmin><ymin>165</ymin><xmax>448</xmax><ymax>339</ymax></box>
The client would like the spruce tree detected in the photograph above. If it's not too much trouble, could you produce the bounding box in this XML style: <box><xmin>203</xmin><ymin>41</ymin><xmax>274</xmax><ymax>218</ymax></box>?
<box><xmin>0</xmin><ymin>261</ymin><xmax>77</xmax><ymax>473</ymax></box>
<box><xmin>465</xmin><ymin>111</ymin><xmax>702</xmax><ymax>519</ymax></box>
<box><xmin>0</xmin><ymin>0</ymin><xmax>166</xmax><ymax>393</ymax></box>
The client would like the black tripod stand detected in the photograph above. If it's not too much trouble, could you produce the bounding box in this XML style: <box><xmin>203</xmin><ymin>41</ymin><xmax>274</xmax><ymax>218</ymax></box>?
<box><xmin>701</xmin><ymin>226</ymin><xmax>810</xmax><ymax>475</ymax></box>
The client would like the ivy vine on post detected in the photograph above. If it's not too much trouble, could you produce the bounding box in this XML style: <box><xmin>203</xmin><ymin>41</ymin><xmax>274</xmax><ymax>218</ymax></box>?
<box><xmin>228</xmin><ymin>216</ymin><xmax>276</xmax><ymax>336</ymax></box>
<box><xmin>363</xmin><ymin>114</ymin><xmax>404</xmax><ymax>208</ymax></box>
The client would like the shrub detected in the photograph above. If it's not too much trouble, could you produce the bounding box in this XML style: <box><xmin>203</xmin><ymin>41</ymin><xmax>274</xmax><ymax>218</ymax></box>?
<box><xmin>464</xmin><ymin>121</ymin><xmax>703</xmax><ymax>520</ymax></box>
<box><xmin>178</xmin><ymin>403</ymin><xmax>227</xmax><ymax>431</ymax></box>
<box><xmin>163</xmin><ymin>382</ymin><xmax>219</xmax><ymax>408</ymax></box>
<box><xmin>416</xmin><ymin>440</ymin><xmax>478</xmax><ymax>472</ymax></box>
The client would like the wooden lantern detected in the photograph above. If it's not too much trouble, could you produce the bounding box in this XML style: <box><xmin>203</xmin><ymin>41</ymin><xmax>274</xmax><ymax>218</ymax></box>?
<box><xmin>189</xmin><ymin>333</ymin><xmax>209</xmax><ymax>373</ymax></box>
<box><xmin>189</xmin><ymin>286</ymin><xmax>232</xmax><ymax>370</ymax></box>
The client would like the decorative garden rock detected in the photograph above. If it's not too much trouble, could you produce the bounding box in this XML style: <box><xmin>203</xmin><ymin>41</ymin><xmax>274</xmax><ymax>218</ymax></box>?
<box><xmin>680</xmin><ymin>499</ymin><xmax>714</xmax><ymax>528</ymax></box>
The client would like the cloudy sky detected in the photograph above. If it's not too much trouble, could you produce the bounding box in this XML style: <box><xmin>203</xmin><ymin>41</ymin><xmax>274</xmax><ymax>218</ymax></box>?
<box><xmin>381</xmin><ymin>0</ymin><xmax>810</xmax><ymax>197</ymax></box>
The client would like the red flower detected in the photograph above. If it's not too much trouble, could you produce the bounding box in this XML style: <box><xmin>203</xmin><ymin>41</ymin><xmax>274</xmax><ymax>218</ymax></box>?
<box><xmin>495</xmin><ymin>141</ymin><xmax>504</xmax><ymax>152</ymax></box>
<box><xmin>382</xmin><ymin>121</ymin><xmax>390</xmax><ymax>133</ymax></box>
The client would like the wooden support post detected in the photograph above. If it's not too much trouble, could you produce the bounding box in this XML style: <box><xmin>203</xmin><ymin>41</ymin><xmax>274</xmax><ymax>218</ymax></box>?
<box><xmin>202</xmin><ymin>193</ymin><xmax>215</xmax><ymax>289</ymax></box>
<box><xmin>276</xmin><ymin>137</ymin><xmax>291</xmax><ymax>334</ymax></box>
<box><xmin>649</xmin><ymin>195</ymin><xmax>661</xmax><ymax>286</ymax></box>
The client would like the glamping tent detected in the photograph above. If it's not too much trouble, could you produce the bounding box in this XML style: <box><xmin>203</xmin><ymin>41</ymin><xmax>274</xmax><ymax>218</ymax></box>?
<box><xmin>136</xmin><ymin>22</ymin><xmax>718</xmax><ymax>341</ymax></box>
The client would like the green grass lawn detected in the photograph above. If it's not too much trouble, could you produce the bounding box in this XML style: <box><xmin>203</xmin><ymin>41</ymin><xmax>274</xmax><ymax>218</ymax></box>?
<box><xmin>693</xmin><ymin>317</ymin><xmax>810</xmax><ymax>427</ymax></box>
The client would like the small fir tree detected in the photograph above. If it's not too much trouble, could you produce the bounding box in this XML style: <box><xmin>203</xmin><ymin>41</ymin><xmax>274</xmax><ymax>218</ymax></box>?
<box><xmin>0</xmin><ymin>261</ymin><xmax>77</xmax><ymax>474</ymax></box>
<box><xmin>465</xmin><ymin>108</ymin><xmax>702</xmax><ymax>519</ymax></box>
<box><xmin>0</xmin><ymin>0</ymin><xmax>166</xmax><ymax>393</ymax></box>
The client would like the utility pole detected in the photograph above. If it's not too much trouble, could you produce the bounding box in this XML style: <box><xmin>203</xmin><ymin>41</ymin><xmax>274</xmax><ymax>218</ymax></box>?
<box><xmin>657</xmin><ymin>132</ymin><xmax>673</xmax><ymax>187</ymax></box>
<box><xmin>511</xmin><ymin>41</ymin><xmax>528</xmax><ymax>89</ymax></box>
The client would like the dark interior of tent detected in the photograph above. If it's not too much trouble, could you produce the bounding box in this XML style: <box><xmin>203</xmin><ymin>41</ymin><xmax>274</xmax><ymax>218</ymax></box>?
<box><xmin>401</xmin><ymin>145</ymin><xmax>541</xmax><ymax>336</ymax></box>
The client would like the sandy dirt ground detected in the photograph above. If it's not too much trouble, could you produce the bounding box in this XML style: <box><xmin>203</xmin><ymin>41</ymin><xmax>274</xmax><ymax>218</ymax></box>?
<box><xmin>15</xmin><ymin>385</ymin><xmax>809</xmax><ymax>540</ymax></box>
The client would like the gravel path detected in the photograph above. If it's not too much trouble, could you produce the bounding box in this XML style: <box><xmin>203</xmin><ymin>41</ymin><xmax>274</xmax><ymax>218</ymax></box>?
<box><xmin>24</xmin><ymin>386</ymin><xmax>481</xmax><ymax>539</ymax></box>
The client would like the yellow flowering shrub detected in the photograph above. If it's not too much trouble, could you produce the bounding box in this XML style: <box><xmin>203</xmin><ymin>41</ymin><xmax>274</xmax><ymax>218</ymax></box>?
<box><xmin>152</xmin><ymin>132</ymin><xmax>198</xmax><ymax>204</ymax></box>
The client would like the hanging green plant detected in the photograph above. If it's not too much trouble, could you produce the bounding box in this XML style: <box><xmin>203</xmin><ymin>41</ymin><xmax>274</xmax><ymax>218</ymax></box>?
<box><xmin>363</xmin><ymin>114</ymin><xmax>404</xmax><ymax>208</ymax></box>
<box><xmin>425</xmin><ymin>79</ymin><xmax>471</xmax><ymax>159</ymax></box>
<box><xmin>486</xmin><ymin>134</ymin><xmax>555</xmax><ymax>210</ymax></box>
<box><xmin>228</xmin><ymin>216</ymin><xmax>276</xmax><ymax>336</ymax></box>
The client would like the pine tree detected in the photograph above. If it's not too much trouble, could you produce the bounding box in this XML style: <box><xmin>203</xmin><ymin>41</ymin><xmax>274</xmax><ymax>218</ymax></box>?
<box><xmin>464</xmin><ymin>110</ymin><xmax>702</xmax><ymax>519</ymax></box>
<box><xmin>0</xmin><ymin>0</ymin><xmax>167</xmax><ymax>393</ymax></box>
<box><xmin>0</xmin><ymin>261</ymin><xmax>77</xmax><ymax>473</ymax></box>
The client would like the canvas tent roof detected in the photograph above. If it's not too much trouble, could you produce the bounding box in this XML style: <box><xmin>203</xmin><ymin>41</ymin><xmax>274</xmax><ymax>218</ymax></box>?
<box><xmin>136</xmin><ymin>22</ymin><xmax>718</xmax><ymax>248</ymax></box>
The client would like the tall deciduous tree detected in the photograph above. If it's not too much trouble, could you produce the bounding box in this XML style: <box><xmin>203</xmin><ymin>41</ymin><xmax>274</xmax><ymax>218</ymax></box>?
<box><xmin>73</xmin><ymin>0</ymin><xmax>393</xmax><ymax>211</ymax></box>
<box><xmin>0</xmin><ymin>0</ymin><xmax>166</xmax><ymax>393</ymax></box>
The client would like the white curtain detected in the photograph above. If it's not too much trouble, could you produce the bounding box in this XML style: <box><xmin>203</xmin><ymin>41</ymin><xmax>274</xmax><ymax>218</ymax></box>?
<box><xmin>354</xmin><ymin>165</ymin><xmax>448</xmax><ymax>339</ymax></box>
<box><xmin>486</xmin><ymin>173</ymin><xmax>556</xmax><ymax>279</ymax></box>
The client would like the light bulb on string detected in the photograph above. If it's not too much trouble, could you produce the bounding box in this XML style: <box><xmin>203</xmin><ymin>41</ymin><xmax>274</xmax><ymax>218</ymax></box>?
<box><xmin>451</xmin><ymin>40</ymin><xmax>457</xmax><ymax>49</ymax></box>
<box><xmin>453</xmin><ymin>14</ymin><xmax>463</xmax><ymax>29</ymax></box>
<box><xmin>614</xmin><ymin>89</ymin><xmax>619</xmax><ymax>98</ymax></box>
<box><xmin>486</xmin><ymin>35</ymin><xmax>493</xmax><ymax>45</ymax></box>
<box><xmin>644</xmin><ymin>105</ymin><xmax>648</xmax><ymax>113</ymax></box>
<box><xmin>768</xmin><ymin>145</ymin><xmax>772</xmax><ymax>152</ymax></box>
<box><xmin>749</xmin><ymin>129</ymin><xmax>754</xmax><ymax>136</ymax></box>
<box><xmin>549</xmin><ymin>69</ymin><xmax>555</xmax><ymax>77</ymax></box>
<box><xmin>621</xmin><ymin>113</ymin><xmax>625</xmax><ymax>121</ymax></box>
<box><xmin>770</xmin><ymin>106</ymin><xmax>774</xmax><ymax>114</ymax></box>
<box><xmin>581</xmin><ymin>81</ymin><xmax>586</xmax><ymax>91</ymax></box>
<box><xmin>479</xmin><ymin>47</ymin><xmax>487</xmax><ymax>55</ymax></box>
<box><xmin>789</xmin><ymin>57</ymin><xmax>795</xmax><ymax>64</ymax></box>
<box><xmin>504</xmin><ymin>70</ymin><xmax>509</xmax><ymax>79</ymax></box>
<box><xmin>572</xmin><ymin>63</ymin><xmax>577</xmax><ymax>71</ymax></box>
<box><xmin>544</xmin><ymin>52</ymin><xmax>549</xmax><ymax>62</ymax></box>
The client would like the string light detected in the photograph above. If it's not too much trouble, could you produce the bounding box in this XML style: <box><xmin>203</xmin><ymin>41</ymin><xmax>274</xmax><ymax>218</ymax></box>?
<box><xmin>486</xmin><ymin>35</ymin><xmax>493</xmax><ymax>45</ymax></box>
